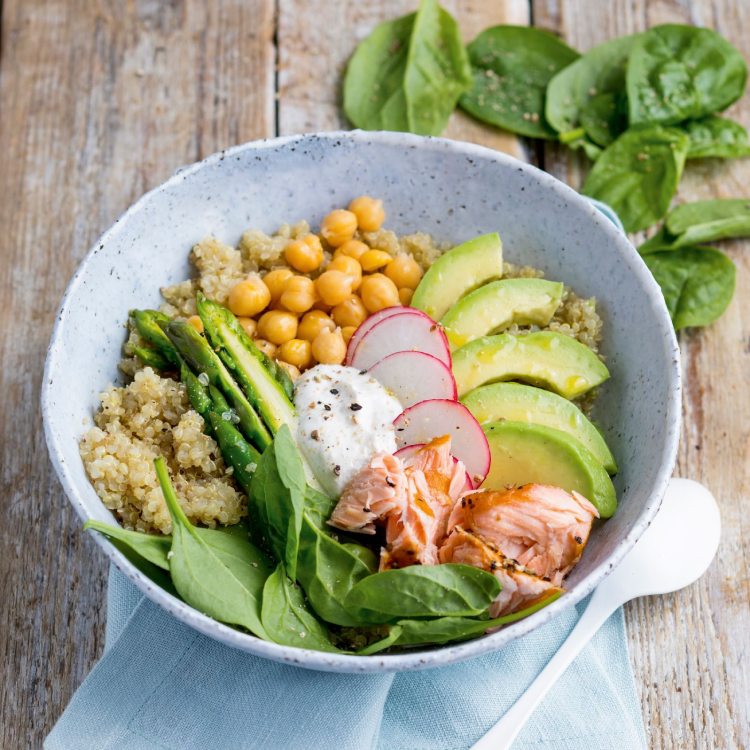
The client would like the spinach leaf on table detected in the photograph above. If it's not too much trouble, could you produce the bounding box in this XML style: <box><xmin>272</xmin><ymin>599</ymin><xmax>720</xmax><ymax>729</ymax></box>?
<box><xmin>684</xmin><ymin>116</ymin><xmax>750</xmax><ymax>159</ymax></box>
<box><xmin>358</xmin><ymin>591</ymin><xmax>563</xmax><ymax>654</ymax></box>
<box><xmin>155</xmin><ymin>457</ymin><xmax>273</xmax><ymax>640</ymax></box>
<box><xmin>261</xmin><ymin>564</ymin><xmax>341</xmax><ymax>652</ymax></box>
<box><xmin>582</xmin><ymin>125</ymin><xmax>690</xmax><ymax>232</ymax></box>
<box><xmin>546</xmin><ymin>34</ymin><xmax>639</xmax><ymax>145</ymax></box>
<box><xmin>248</xmin><ymin>425</ymin><xmax>306</xmax><ymax>579</ymax></box>
<box><xmin>459</xmin><ymin>26</ymin><xmax>579</xmax><ymax>139</ymax></box>
<box><xmin>643</xmin><ymin>246</ymin><xmax>736</xmax><ymax>330</ymax></box>
<box><xmin>296</xmin><ymin>515</ymin><xmax>373</xmax><ymax>626</ymax></box>
<box><xmin>627</xmin><ymin>25</ymin><xmax>748</xmax><ymax>127</ymax></box>
<box><xmin>84</xmin><ymin>519</ymin><xmax>171</xmax><ymax>570</ymax></box>
<box><xmin>343</xmin><ymin>0</ymin><xmax>472</xmax><ymax>136</ymax></box>
<box><xmin>344</xmin><ymin>564</ymin><xmax>501</xmax><ymax>624</ymax></box>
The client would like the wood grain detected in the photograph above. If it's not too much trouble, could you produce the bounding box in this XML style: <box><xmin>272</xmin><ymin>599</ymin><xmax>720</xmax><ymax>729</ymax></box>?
<box><xmin>0</xmin><ymin>1</ymin><xmax>275</xmax><ymax>747</ymax></box>
<box><xmin>2</xmin><ymin>0</ymin><xmax>749</xmax><ymax>748</ymax></box>
<box><xmin>533</xmin><ymin>2</ymin><xmax>750</xmax><ymax>748</ymax></box>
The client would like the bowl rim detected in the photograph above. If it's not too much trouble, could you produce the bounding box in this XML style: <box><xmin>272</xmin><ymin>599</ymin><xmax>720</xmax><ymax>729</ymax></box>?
<box><xmin>41</xmin><ymin>129</ymin><xmax>681</xmax><ymax>673</ymax></box>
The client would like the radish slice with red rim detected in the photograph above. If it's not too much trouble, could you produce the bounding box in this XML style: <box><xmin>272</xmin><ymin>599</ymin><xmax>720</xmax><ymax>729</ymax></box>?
<box><xmin>367</xmin><ymin>351</ymin><xmax>457</xmax><ymax>409</ymax></box>
<box><xmin>393</xmin><ymin>399</ymin><xmax>490</xmax><ymax>486</ymax></box>
<box><xmin>345</xmin><ymin>306</ymin><xmax>420</xmax><ymax>365</ymax></box>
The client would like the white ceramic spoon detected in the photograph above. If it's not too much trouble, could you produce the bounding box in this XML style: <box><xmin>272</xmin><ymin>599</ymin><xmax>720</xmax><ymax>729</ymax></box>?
<box><xmin>470</xmin><ymin>478</ymin><xmax>721</xmax><ymax>750</ymax></box>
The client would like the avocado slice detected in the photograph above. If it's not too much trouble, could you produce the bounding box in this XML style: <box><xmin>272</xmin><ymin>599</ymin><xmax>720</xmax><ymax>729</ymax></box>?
<box><xmin>452</xmin><ymin>331</ymin><xmax>609</xmax><ymax>399</ymax></box>
<box><xmin>411</xmin><ymin>233</ymin><xmax>503</xmax><ymax>321</ymax></box>
<box><xmin>482</xmin><ymin>420</ymin><xmax>617</xmax><ymax>518</ymax></box>
<box><xmin>462</xmin><ymin>382</ymin><xmax>617</xmax><ymax>473</ymax></box>
<box><xmin>441</xmin><ymin>278</ymin><xmax>564</xmax><ymax>350</ymax></box>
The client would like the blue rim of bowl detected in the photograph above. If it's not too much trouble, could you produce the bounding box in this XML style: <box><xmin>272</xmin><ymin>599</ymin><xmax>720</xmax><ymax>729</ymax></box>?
<box><xmin>41</xmin><ymin>130</ymin><xmax>681</xmax><ymax>673</ymax></box>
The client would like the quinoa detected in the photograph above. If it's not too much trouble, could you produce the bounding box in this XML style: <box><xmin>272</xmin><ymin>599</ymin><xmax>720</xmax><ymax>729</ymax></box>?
<box><xmin>79</xmin><ymin>367</ymin><xmax>245</xmax><ymax>534</ymax></box>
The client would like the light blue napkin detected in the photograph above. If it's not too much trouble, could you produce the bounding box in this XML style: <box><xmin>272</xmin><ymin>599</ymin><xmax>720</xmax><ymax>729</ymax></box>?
<box><xmin>46</xmin><ymin>565</ymin><xmax>646</xmax><ymax>749</ymax></box>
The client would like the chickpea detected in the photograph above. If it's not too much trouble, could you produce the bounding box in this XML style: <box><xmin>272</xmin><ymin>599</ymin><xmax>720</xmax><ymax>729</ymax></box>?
<box><xmin>398</xmin><ymin>287</ymin><xmax>414</xmax><ymax>306</ymax></box>
<box><xmin>348</xmin><ymin>196</ymin><xmax>385</xmax><ymax>232</ymax></box>
<box><xmin>359</xmin><ymin>249</ymin><xmax>393</xmax><ymax>273</ymax></box>
<box><xmin>277</xmin><ymin>361</ymin><xmax>301</xmax><ymax>381</ymax></box>
<box><xmin>332</xmin><ymin>295</ymin><xmax>367</xmax><ymax>328</ymax></box>
<box><xmin>284</xmin><ymin>234</ymin><xmax>324</xmax><ymax>273</ymax></box>
<box><xmin>186</xmin><ymin>315</ymin><xmax>204</xmax><ymax>333</ymax></box>
<box><xmin>254</xmin><ymin>338</ymin><xmax>277</xmax><ymax>358</ymax></box>
<box><xmin>280</xmin><ymin>275</ymin><xmax>316</xmax><ymax>314</ymax></box>
<box><xmin>278</xmin><ymin>338</ymin><xmax>313</xmax><ymax>370</ymax></box>
<box><xmin>328</xmin><ymin>254</ymin><xmax>362</xmax><ymax>291</ymax></box>
<box><xmin>341</xmin><ymin>325</ymin><xmax>357</xmax><ymax>344</ymax></box>
<box><xmin>298</xmin><ymin>310</ymin><xmax>336</xmax><ymax>342</ymax></box>
<box><xmin>228</xmin><ymin>274</ymin><xmax>271</xmax><ymax>317</ymax></box>
<box><xmin>257</xmin><ymin>310</ymin><xmax>298</xmax><ymax>345</ymax></box>
<box><xmin>320</xmin><ymin>209</ymin><xmax>357</xmax><ymax>247</ymax></box>
<box><xmin>315</xmin><ymin>269</ymin><xmax>354</xmax><ymax>307</ymax></box>
<box><xmin>237</xmin><ymin>317</ymin><xmax>257</xmax><ymax>337</ymax></box>
<box><xmin>360</xmin><ymin>273</ymin><xmax>400</xmax><ymax>313</ymax></box>
<box><xmin>385</xmin><ymin>254</ymin><xmax>423</xmax><ymax>290</ymax></box>
<box><xmin>263</xmin><ymin>268</ymin><xmax>295</xmax><ymax>304</ymax></box>
<box><xmin>336</xmin><ymin>239</ymin><xmax>369</xmax><ymax>261</ymax></box>
<box><xmin>312</xmin><ymin>327</ymin><xmax>347</xmax><ymax>365</ymax></box>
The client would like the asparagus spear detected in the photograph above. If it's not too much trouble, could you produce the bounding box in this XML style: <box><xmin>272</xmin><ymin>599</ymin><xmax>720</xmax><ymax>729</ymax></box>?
<box><xmin>164</xmin><ymin>321</ymin><xmax>272</xmax><ymax>451</ymax></box>
<box><xmin>131</xmin><ymin>344</ymin><xmax>172</xmax><ymax>371</ymax></box>
<box><xmin>196</xmin><ymin>295</ymin><xmax>295</xmax><ymax>434</ymax></box>
<box><xmin>131</xmin><ymin>309</ymin><xmax>179</xmax><ymax>365</ymax></box>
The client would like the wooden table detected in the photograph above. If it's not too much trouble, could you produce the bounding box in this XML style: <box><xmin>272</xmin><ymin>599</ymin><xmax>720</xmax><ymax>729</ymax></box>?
<box><xmin>1</xmin><ymin>1</ymin><xmax>748</xmax><ymax>747</ymax></box>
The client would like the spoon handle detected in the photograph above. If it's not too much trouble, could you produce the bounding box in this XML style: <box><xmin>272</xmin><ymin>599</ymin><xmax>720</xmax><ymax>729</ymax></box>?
<box><xmin>469</xmin><ymin>586</ymin><xmax>622</xmax><ymax>750</ymax></box>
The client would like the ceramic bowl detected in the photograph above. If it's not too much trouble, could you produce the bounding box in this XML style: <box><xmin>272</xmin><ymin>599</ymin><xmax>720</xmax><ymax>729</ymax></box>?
<box><xmin>42</xmin><ymin>131</ymin><xmax>681</xmax><ymax>673</ymax></box>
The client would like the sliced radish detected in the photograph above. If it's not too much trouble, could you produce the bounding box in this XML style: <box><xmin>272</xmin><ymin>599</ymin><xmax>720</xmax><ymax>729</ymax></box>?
<box><xmin>350</xmin><ymin>311</ymin><xmax>451</xmax><ymax>371</ymax></box>
<box><xmin>345</xmin><ymin>306</ymin><xmax>422</xmax><ymax>365</ymax></box>
<box><xmin>368</xmin><ymin>351</ymin><xmax>457</xmax><ymax>409</ymax></box>
<box><xmin>393</xmin><ymin>399</ymin><xmax>490</xmax><ymax>486</ymax></box>
<box><xmin>394</xmin><ymin>443</ymin><xmax>475</xmax><ymax>493</ymax></box>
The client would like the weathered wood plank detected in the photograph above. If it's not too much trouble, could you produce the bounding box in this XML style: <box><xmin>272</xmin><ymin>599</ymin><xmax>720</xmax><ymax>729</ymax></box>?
<box><xmin>0</xmin><ymin>1</ymin><xmax>275</xmax><ymax>746</ymax></box>
<box><xmin>533</xmin><ymin>2</ymin><xmax>750</xmax><ymax>748</ymax></box>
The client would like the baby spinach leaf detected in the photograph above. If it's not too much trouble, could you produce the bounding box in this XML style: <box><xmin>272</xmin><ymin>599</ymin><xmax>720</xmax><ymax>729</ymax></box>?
<box><xmin>638</xmin><ymin>227</ymin><xmax>674</xmax><ymax>255</ymax></box>
<box><xmin>546</xmin><ymin>34</ymin><xmax>639</xmax><ymax>144</ymax></box>
<box><xmin>84</xmin><ymin>519</ymin><xmax>171</xmax><ymax>570</ymax></box>
<box><xmin>342</xmin><ymin>543</ymin><xmax>378</xmax><ymax>573</ymax></box>
<box><xmin>248</xmin><ymin>425</ymin><xmax>305</xmax><ymax>579</ymax></box>
<box><xmin>344</xmin><ymin>564</ymin><xmax>500</xmax><ymax>624</ymax></box>
<box><xmin>302</xmin><ymin>484</ymin><xmax>337</xmax><ymax>529</ymax></box>
<box><xmin>261</xmin><ymin>564</ymin><xmax>341</xmax><ymax>652</ymax></box>
<box><xmin>643</xmin><ymin>246</ymin><xmax>736</xmax><ymax>330</ymax></box>
<box><xmin>627</xmin><ymin>25</ymin><xmax>748</xmax><ymax>127</ymax></box>
<box><xmin>106</xmin><ymin>536</ymin><xmax>179</xmax><ymax>598</ymax></box>
<box><xmin>684</xmin><ymin>116</ymin><xmax>750</xmax><ymax>159</ymax></box>
<box><xmin>358</xmin><ymin>591</ymin><xmax>563</xmax><ymax>654</ymax></box>
<box><xmin>459</xmin><ymin>26</ymin><xmax>579</xmax><ymax>139</ymax></box>
<box><xmin>155</xmin><ymin>457</ymin><xmax>273</xmax><ymax>640</ymax></box>
<box><xmin>666</xmin><ymin>198</ymin><xmax>750</xmax><ymax>242</ymax></box>
<box><xmin>582</xmin><ymin>126</ymin><xmax>690</xmax><ymax>232</ymax></box>
<box><xmin>343</xmin><ymin>0</ymin><xmax>472</xmax><ymax>136</ymax></box>
<box><xmin>296</xmin><ymin>515</ymin><xmax>373</xmax><ymax>626</ymax></box>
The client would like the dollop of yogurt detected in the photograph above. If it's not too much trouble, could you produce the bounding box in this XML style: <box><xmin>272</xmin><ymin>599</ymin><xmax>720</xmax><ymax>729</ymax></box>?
<box><xmin>294</xmin><ymin>364</ymin><xmax>403</xmax><ymax>497</ymax></box>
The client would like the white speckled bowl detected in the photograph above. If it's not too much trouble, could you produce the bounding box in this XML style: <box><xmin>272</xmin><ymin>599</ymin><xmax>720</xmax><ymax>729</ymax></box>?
<box><xmin>42</xmin><ymin>131</ymin><xmax>680</xmax><ymax>672</ymax></box>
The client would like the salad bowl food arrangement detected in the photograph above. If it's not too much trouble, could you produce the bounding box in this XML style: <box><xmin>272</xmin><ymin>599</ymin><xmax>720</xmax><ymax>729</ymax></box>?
<box><xmin>42</xmin><ymin>131</ymin><xmax>680</xmax><ymax>672</ymax></box>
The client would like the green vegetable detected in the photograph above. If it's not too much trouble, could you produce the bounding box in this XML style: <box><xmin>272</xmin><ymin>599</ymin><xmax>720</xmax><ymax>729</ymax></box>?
<box><xmin>164</xmin><ymin>320</ymin><xmax>272</xmax><ymax>450</ymax></box>
<box><xmin>546</xmin><ymin>34</ymin><xmax>639</xmax><ymax>145</ymax></box>
<box><xmin>248</xmin><ymin>426</ymin><xmax>306</xmax><ymax>579</ymax></box>
<box><xmin>296</xmin><ymin>516</ymin><xmax>373</xmax><ymax>626</ymax></box>
<box><xmin>84</xmin><ymin>519</ymin><xmax>171</xmax><ymax>570</ymax></box>
<box><xmin>627</xmin><ymin>25</ymin><xmax>747</xmax><ymax>126</ymax></box>
<box><xmin>302</xmin><ymin>484</ymin><xmax>337</xmax><ymax>529</ymax></box>
<box><xmin>358</xmin><ymin>591</ymin><xmax>563</xmax><ymax>654</ymax></box>
<box><xmin>643</xmin><ymin>246</ymin><xmax>736</xmax><ymax>329</ymax></box>
<box><xmin>155</xmin><ymin>457</ymin><xmax>273</xmax><ymax>639</ymax></box>
<box><xmin>261</xmin><ymin>564</ymin><xmax>340</xmax><ymax>651</ymax></box>
<box><xmin>684</xmin><ymin>116</ymin><xmax>750</xmax><ymax>159</ymax></box>
<box><xmin>342</xmin><ymin>544</ymin><xmax>378</xmax><ymax>573</ymax></box>
<box><xmin>582</xmin><ymin>126</ymin><xmax>690</xmax><ymax>232</ymax></box>
<box><xmin>131</xmin><ymin>310</ymin><xmax>178</xmax><ymax>365</ymax></box>
<box><xmin>180</xmin><ymin>361</ymin><xmax>214</xmax><ymax>419</ymax></box>
<box><xmin>343</xmin><ymin>0</ymin><xmax>472</xmax><ymax>136</ymax></box>
<box><xmin>344</xmin><ymin>564</ymin><xmax>501</xmax><ymax>624</ymax></box>
<box><xmin>459</xmin><ymin>26</ymin><xmax>579</xmax><ymax>139</ymax></box>
<box><xmin>130</xmin><ymin>345</ymin><xmax>172</xmax><ymax>371</ymax></box>
<box><xmin>207</xmin><ymin>411</ymin><xmax>261</xmax><ymax>490</ymax></box>
<box><xmin>639</xmin><ymin>198</ymin><xmax>750</xmax><ymax>253</ymax></box>
<box><xmin>197</xmin><ymin>295</ymin><xmax>296</xmax><ymax>432</ymax></box>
